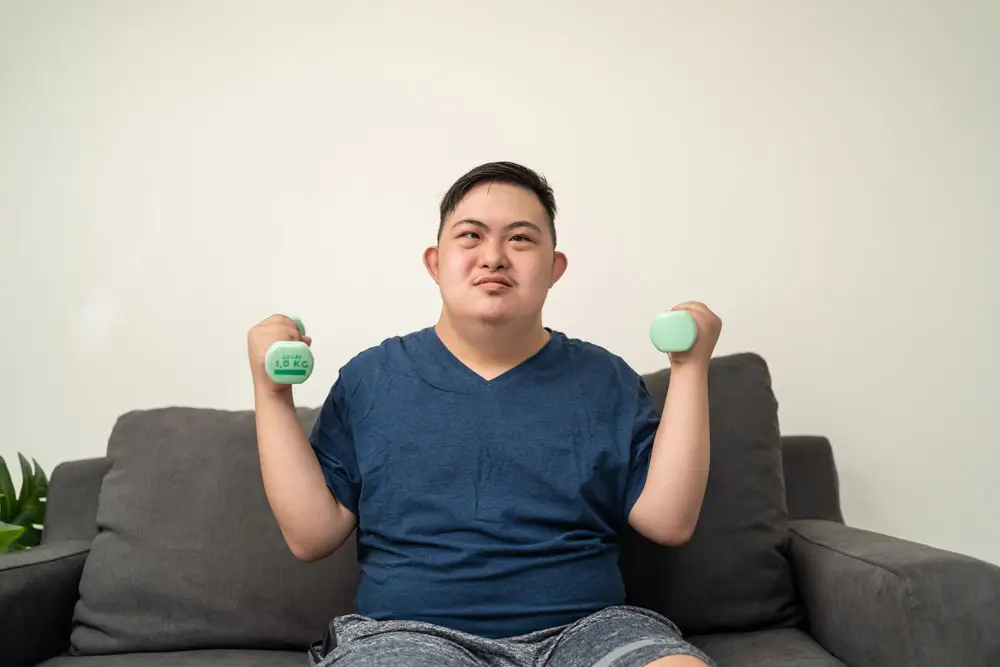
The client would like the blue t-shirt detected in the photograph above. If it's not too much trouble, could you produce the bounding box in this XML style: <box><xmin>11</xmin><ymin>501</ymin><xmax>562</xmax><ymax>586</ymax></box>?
<box><xmin>308</xmin><ymin>326</ymin><xmax>661</xmax><ymax>639</ymax></box>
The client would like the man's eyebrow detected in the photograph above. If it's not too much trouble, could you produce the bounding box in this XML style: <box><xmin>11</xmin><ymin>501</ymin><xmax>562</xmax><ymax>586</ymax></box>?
<box><xmin>452</xmin><ymin>218</ymin><xmax>488</xmax><ymax>230</ymax></box>
<box><xmin>504</xmin><ymin>221</ymin><xmax>543</xmax><ymax>234</ymax></box>
<box><xmin>452</xmin><ymin>218</ymin><xmax>543</xmax><ymax>234</ymax></box>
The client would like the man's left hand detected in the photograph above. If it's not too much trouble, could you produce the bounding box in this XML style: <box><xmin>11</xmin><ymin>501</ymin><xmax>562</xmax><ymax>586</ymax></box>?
<box><xmin>667</xmin><ymin>301</ymin><xmax>722</xmax><ymax>368</ymax></box>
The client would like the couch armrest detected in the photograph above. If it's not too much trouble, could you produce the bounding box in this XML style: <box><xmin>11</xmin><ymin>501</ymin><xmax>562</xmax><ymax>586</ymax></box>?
<box><xmin>0</xmin><ymin>540</ymin><xmax>91</xmax><ymax>667</ymax></box>
<box><xmin>789</xmin><ymin>519</ymin><xmax>1000</xmax><ymax>667</ymax></box>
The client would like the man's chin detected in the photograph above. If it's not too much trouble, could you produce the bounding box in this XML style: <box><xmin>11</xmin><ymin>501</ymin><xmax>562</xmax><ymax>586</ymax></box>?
<box><xmin>476</xmin><ymin>311</ymin><xmax>514</xmax><ymax>325</ymax></box>
<box><xmin>444</xmin><ymin>297</ymin><xmax>527</xmax><ymax>326</ymax></box>
<box><xmin>472</xmin><ymin>303</ymin><xmax>519</xmax><ymax>325</ymax></box>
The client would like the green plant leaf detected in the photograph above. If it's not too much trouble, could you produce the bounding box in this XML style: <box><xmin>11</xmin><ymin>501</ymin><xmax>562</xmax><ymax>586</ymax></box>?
<box><xmin>33</xmin><ymin>457</ymin><xmax>49</xmax><ymax>497</ymax></box>
<box><xmin>12</xmin><ymin>454</ymin><xmax>47</xmax><ymax>533</ymax></box>
<box><xmin>0</xmin><ymin>521</ymin><xmax>25</xmax><ymax>552</ymax></box>
<box><xmin>19</xmin><ymin>453</ymin><xmax>33</xmax><ymax>503</ymax></box>
<box><xmin>16</xmin><ymin>454</ymin><xmax>33</xmax><ymax>518</ymax></box>
<box><xmin>0</xmin><ymin>457</ymin><xmax>14</xmax><ymax>522</ymax></box>
<box><xmin>16</xmin><ymin>503</ymin><xmax>44</xmax><ymax>527</ymax></box>
<box><xmin>18</xmin><ymin>524</ymin><xmax>42</xmax><ymax>548</ymax></box>
<box><xmin>0</xmin><ymin>454</ymin><xmax>50</xmax><ymax>550</ymax></box>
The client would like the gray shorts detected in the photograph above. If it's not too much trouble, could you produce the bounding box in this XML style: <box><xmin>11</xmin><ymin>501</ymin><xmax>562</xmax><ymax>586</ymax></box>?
<box><xmin>308</xmin><ymin>604</ymin><xmax>716</xmax><ymax>667</ymax></box>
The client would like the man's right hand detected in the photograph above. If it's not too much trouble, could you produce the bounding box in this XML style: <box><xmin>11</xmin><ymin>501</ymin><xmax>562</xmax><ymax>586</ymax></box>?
<box><xmin>247</xmin><ymin>314</ymin><xmax>313</xmax><ymax>393</ymax></box>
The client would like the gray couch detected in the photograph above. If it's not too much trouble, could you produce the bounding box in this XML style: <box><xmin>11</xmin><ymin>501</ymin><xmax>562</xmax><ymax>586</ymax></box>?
<box><xmin>3</xmin><ymin>352</ymin><xmax>999</xmax><ymax>666</ymax></box>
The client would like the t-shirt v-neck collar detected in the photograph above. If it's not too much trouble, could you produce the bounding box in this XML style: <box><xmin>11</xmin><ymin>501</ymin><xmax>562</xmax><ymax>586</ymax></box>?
<box><xmin>419</xmin><ymin>326</ymin><xmax>562</xmax><ymax>391</ymax></box>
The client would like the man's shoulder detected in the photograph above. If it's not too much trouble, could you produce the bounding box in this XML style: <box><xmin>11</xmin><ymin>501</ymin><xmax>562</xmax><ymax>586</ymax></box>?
<box><xmin>336</xmin><ymin>327</ymin><xmax>431</xmax><ymax>381</ymax></box>
<box><xmin>316</xmin><ymin>328</ymin><xmax>431</xmax><ymax>415</ymax></box>
<box><xmin>552</xmin><ymin>330</ymin><xmax>643</xmax><ymax>382</ymax></box>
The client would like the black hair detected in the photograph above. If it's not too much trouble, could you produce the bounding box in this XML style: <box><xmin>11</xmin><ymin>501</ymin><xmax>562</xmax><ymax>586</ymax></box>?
<box><xmin>437</xmin><ymin>161</ymin><xmax>557</xmax><ymax>246</ymax></box>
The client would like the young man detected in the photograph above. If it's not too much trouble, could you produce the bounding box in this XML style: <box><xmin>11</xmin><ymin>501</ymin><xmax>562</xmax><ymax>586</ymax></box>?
<box><xmin>248</xmin><ymin>162</ymin><xmax>721</xmax><ymax>667</ymax></box>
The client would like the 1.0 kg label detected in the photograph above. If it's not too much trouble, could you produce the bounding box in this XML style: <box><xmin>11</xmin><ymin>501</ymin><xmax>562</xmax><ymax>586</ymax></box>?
<box><xmin>271</xmin><ymin>355</ymin><xmax>309</xmax><ymax>376</ymax></box>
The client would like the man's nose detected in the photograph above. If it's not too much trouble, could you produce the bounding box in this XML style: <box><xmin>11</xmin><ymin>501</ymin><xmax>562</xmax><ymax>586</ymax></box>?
<box><xmin>480</xmin><ymin>238</ymin><xmax>508</xmax><ymax>269</ymax></box>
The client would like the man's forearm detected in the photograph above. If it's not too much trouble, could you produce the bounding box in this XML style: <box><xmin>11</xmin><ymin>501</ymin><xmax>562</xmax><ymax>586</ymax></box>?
<box><xmin>631</xmin><ymin>363</ymin><xmax>711</xmax><ymax>544</ymax></box>
<box><xmin>255</xmin><ymin>389</ymin><xmax>354</xmax><ymax>560</ymax></box>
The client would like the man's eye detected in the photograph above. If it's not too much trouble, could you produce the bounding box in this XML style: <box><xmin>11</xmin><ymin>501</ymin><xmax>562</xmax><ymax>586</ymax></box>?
<box><xmin>510</xmin><ymin>234</ymin><xmax>532</xmax><ymax>243</ymax></box>
<box><xmin>459</xmin><ymin>232</ymin><xmax>480</xmax><ymax>239</ymax></box>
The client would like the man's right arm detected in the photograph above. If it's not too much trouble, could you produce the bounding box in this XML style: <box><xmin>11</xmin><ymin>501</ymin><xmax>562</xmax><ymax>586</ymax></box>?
<box><xmin>254</xmin><ymin>388</ymin><xmax>357</xmax><ymax>561</ymax></box>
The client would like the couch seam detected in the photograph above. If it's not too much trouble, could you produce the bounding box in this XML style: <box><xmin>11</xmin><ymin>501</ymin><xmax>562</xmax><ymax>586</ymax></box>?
<box><xmin>0</xmin><ymin>545</ymin><xmax>90</xmax><ymax>573</ymax></box>
<box><xmin>789</xmin><ymin>524</ymin><xmax>905</xmax><ymax>577</ymax></box>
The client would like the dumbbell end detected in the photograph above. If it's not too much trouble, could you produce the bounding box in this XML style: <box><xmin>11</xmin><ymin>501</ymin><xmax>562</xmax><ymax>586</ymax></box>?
<box><xmin>265</xmin><ymin>340</ymin><xmax>314</xmax><ymax>385</ymax></box>
<box><xmin>650</xmin><ymin>310</ymin><xmax>698</xmax><ymax>353</ymax></box>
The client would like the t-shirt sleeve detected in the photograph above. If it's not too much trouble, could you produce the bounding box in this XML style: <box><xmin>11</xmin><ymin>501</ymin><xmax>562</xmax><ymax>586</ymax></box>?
<box><xmin>623</xmin><ymin>374</ymin><xmax>662</xmax><ymax>523</ymax></box>
<box><xmin>308</xmin><ymin>375</ymin><xmax>361</xmax><ymax>516</ymax></box>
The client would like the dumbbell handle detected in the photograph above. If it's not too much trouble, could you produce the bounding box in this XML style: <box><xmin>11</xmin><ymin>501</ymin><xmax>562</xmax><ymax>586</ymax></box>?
<box><xmin>649</xmin><ymin>310</ymin><xmax>698</xmax><ymax>353</ymax></box>
<box><xmin>265</xmin><ymin>316</ymin><xmax>314</xmax><ymax>384</ymax></box>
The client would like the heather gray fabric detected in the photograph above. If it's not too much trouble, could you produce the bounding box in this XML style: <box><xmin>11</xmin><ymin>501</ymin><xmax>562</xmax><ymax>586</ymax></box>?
<box><xmin>41</xmin><ymin>458</ymin><xmax>112</xmax><ymax>545</ymax></box>
<box><xmin>690</xmin><ymin>628</ymin><xmax>846</xmax><ymax>666</ymax></box>
<box><xmin>308</xmin><ymin>605</ymin><xmax>715</xmax><ymax>666</ymax></box>
<box><xmin>790</xmin><ymin>519</ymin><xmax>1000</xmax><ymax>666</ymax></box>
<box><xmin>0</xmin><ymin>540</ymin><xmax>91</xmax><ymax>667</ymax></box>
<box><xmin>621</xmin><ymin>353</ymin><xmax>801</xmax><ymax>635</ymax></box>
<box><xmin>780</xmin><ymin>436</ymin><xmax>844</xmax><ymax>522</ymax></box>
<box><xmin>37</xmin><ymin>649</ymin><xmax>305</xmax><ymax>666</ymax></box>
<box><xmin>70</xmin><ymin>407</ymin><xmax>360</xmax><ymax>655</ymax></box>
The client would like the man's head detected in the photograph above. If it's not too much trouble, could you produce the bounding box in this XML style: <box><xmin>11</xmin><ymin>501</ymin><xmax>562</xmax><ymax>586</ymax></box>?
<box><xmin>436</xmin><ymin>161</ymin><xmax>558</xmax><ymax>246</ymax></box>
<box><xmin>424</xmin><ymin>161</ymin><xmax>568</xmax><ymax>327</ymax></box>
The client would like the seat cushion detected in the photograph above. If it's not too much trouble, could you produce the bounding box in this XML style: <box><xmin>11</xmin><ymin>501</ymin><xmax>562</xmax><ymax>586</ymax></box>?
<box><xmin>70</xmin><ymin>407</ymin><xmax>358</xmax><ymax>654</ymax></box>
<box><xmin>691</xmin><ymin>628</ymin><xmax>846</xmax><ymax>665</ymax></box>
<box><xmin>620</xmin><ymin>353</ymin><xmax>803</xmax><ymax>634</ymax></box>
<box><xmin>39</xmin><ymin>649</ymin><xmax>305</xmax><ymax>667</ymax></box>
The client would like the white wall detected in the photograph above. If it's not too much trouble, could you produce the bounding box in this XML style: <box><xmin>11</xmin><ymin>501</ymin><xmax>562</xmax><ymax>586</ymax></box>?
<box><xmin>2</xmin><ymin>2</ymin><xmax>997</xmax><ymax>564</ymax></box>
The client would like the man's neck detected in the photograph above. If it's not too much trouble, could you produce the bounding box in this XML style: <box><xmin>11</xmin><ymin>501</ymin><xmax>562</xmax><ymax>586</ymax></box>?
<box><xmin>434</xmin><ymin>312</ymin><xmax>550</xmax><ymax>380</ymax></box>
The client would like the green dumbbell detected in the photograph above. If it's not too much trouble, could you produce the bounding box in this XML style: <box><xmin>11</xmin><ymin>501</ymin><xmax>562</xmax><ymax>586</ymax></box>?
<box><xmin>649</xmin><ymin>310</ymin><xmax>698</xmax><ymax>353</ymax></box>
<box><xmin>265</xmin><ymin>316</ymin><xmax>313</xmax><ymax>384</ymax></box>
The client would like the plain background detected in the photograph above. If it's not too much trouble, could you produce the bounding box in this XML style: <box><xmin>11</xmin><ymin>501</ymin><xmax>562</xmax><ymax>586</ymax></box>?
<box><xmin>2</xmin><ymin>2</ymin><xmax>997</xmax><ymax>565</ymax></box>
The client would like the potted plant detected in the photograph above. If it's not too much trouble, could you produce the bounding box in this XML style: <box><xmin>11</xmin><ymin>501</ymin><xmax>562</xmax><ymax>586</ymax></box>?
<box><xmin>0</xmin><ymin>453</ymin><xmax>48</xmax><ymax>552</ymax></box>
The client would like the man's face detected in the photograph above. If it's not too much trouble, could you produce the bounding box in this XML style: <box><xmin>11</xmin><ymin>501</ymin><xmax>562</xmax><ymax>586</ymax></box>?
<box><xmin>424</xmin><ymin>182</ymin><xmax>567</xmax><ymax>326</ymax></box>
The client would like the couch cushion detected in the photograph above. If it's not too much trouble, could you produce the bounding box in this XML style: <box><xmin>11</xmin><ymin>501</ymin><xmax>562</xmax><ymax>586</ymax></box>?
<box><xmin>692</xmin><ymin>628</ymin><xmax>846</xmax><ymax>666</ymax></box>
<box><xmin>70</xmin><ymin>407</ymin><xmax>358</xmax><ymax>654</ymax></box>
<box><xmin>40</xmin><ymin>649</ymin><xmax>305</xmax><ymax>666</ymax></box>
<box><xmin>619</xmin><ymin>352</ymin><xmax>803</xmax><ymax>635</ymax></box>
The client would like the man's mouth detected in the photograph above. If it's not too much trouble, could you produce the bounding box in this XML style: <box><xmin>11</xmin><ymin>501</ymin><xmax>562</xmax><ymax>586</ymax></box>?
<box><xmin>475</xmin><ymin>276</ymin><xmax>513</xmax><ymax>288</ymax></box>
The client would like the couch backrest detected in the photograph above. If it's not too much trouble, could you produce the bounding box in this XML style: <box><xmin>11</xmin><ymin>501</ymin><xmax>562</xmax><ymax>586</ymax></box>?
<box><xmin>70</xmin><ymin>406</ymin><xmax>359</xmax><ymax>655</ymax></box>
<box><xmin>60</xmin><ymin>352</ymin><xmax>805</xmax><ymax>655</ymax></box>
<box><xmin>46</xmin><ymin>435</ymin><xmax>841</xmax><ymax>546</ymax></box>
<box><xmin>623</xmin><ymin>352</ymin><xmax>802</xmax><ymax>634</ymax></box>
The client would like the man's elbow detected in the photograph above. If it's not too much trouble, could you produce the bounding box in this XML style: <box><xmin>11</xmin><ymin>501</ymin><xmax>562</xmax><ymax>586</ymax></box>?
<box><xmin>629</xmin><ymin>499</ymin><xmax>700</xmax><ymax>546</ymax></box>
<box><xmin>281</xmin><ymin>529</ymin><xmax>336</xmax><ymax>562</ymax></box>
<box><xmin>630</xmin><ymin>509</ymin><xmax>697</xmax><ymax>546</ymax></box>
<box><xmin>288</xmin><ymin>541</ymin><xmax>329</xmax><ymax>562</ymax></box>
<box><xmin>651</xmin><ymin>523</ymin><xmax>695</xmax><ymax>547</ymax></box>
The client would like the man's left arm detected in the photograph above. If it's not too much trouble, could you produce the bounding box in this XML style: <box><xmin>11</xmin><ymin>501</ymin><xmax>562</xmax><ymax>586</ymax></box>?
<box><xmin>628</xmin><ymin>301</ymin><xmax>722</xmax><ymax>546</ymax></box>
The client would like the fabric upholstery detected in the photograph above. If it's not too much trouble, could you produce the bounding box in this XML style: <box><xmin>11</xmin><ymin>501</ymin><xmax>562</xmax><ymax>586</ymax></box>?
<box><xmin>69</xmin><ymin>407</ymin><xmax>359</xmax><ymax>655</ymax></box>
<box><xmin>692</xmin><ymin>628</ymin><xmax>846</xmax><ymax>666</ymax></box>
<box><xmin>19</xmin><ymin>351</ymin><xmax>987</xmax><ymax>666</ymax></box>
<box><xmin>0</xmin><ymin>540</ymin><xmax>91</xmax><ymax>667</ymax></box>
<box><xmin>38</xmin><ymin>649</ymin><xmax>305</xmax><ymax>667</ymax></box>
<box><xmin>621</xmin><ymin>352</ymin><xmax>802</xmax><ymax>635</ymax></box>
<box><xmin>790</xmin><ymin>519</ymin><xmax>1000</xmax><ymax>666</ymax></box>
<box><xmin>41</xmin><ymin>458</ymin><xmax>112</xmax><ymax>545</ymax></box>
<box><xmin>780</xmin><ymin>436</ymin><xmax>843</xmax><ymax>522</ymax></box>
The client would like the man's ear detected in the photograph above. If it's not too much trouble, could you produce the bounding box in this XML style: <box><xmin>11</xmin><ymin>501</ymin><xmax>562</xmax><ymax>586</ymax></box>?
<box><xmin>550</xmin><ymin>250</ymin><xmax>568</xmax><ymax>286</ymax></box>
<box><xmin>423</xmin><ymin>246</ymin><xmax>440</xmax><ymax>284</ymax></box>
